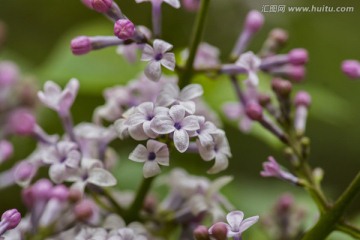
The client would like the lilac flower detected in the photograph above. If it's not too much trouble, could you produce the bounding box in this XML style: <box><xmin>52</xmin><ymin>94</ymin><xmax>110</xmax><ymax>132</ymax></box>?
<box><xmin>129</xmin><ymin>139</ymin><xmax>169</xmax><ymax>178</ymax></box>
<box><xmin>235</xmin><ymin>51</ymin><xmax>261</xmax><ymax>86</ymax></box>
<box><xmin>66</xmin><ymin>158</ymin><xmax>117</xmax><ymax>193</ymax></box>
<box><xmin>151</xmin><ymin>105</ymin><xmax>200</xmax><ymax>152</ymax></box>
<box><xmin>196</xmin><ymin>117</ymin><xmax>218</xmax><ymax>147</ymax></box>
<box><xmin>209</xmin><ymin>211</ymin><xmax>259</xmax><ymax>238</ymax></box>
<box><xmin>38</xmin><ymin>79</ymin><xmax>79</xmax><ymax>116</ymax></box>
<box><xmin>75</xmin><ymin>227</ymin><xmax>108</xmax><ymax>240</ymax></box>
<box><xmin>342</xmin><ymin>60</ymin><xmax>360</xmax><ymax>79</ymax></box>
<box><xmin>108</xmin><ymin>227</ymin><xmax>148</xmax><ymax>240</ymax></box>
<box><xmin>197</xmin><ymin>131</ymin><xmax>231</xmax><ymax>174</ymax></box>
<box><xmin>135</xmin><ymin>0</ymin><xmax>180</xmax><ymax>9</ymax></box>
<box><xmin>182</xmin><ymin>42</ymin><xmax>220</xmax><ymax>70</ymax></box>
<box><xmin>156</xmin><ymin>83</ymin><xmax>204</xmax><ymax>114</ymax></box>
<box><xmin>141</xmin><ymin>39</ymin><xmax>175</xmax><ymax>81</ymax></box>
<box><xmin>261</xmin><ymin>156</ymin><xmax>298</xmax><ymax>184</ymax></box>
<box><xmin>42</xmin><ymin>141</ymin><xmax>81</xmax><ymax>183</ymax></box>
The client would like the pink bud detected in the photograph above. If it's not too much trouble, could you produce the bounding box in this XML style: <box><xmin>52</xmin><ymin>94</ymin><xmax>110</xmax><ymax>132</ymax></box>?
<box><xmin>288</xmin><ymin>65</ymin><xmax>306</xmax><ymax>82</ymax></box>
<box><xmin>15</xmin><ymin>162</ymin><xmax>35</xmax><ymax>183</ymax></box>
<box><xmin>114</xmin><ymin>19</ymin><xmax>135</xmax><ymax>40</ymax></box>
<box><xmin>342</xmin><ymin>60</ymin><xmax>360</xmax><ymax>79</ymax></box>
<box><xmin>271</xmin><ymin>78</ymin><xmax>292</xmax><ymax>96</ymax></box>
<box><xmin>0</xmin><ymin>61</ymin><xmax>19</xmax><ymax>87</ymax></box>
<box><xmin>32</xmin><ymin>179</ymin><xmax>53</xmax><ymax>200</ymax></box>
<box><xmin>1</xmin><ymin>209</ymin><xmax>21</xmax><ymax>230</ymax></box>
<box><xmin>245</xmin><ymin>102</ymin><xmax>263</xmax><ymax>121</ymax></box>
<box><xmin>8</xmin><ymin>109</ymin><xmax>36</xmax><ymax>135</ymax></box>
<box><xmin>276</xmin><ymin>194</ymin><xmax>294</xmax><ymax>213</ymax></box>
<box><xmin>209</xmin><ymin>222</ymin><xmax>228</xmax><ymax>240</ymax></box>
<box><xmin>288</xmin><ymin>48</ymin><xmax>308</xmax><ymax>65</ymax></box>
<box><xmin>71</xmin><ymin>36</ymin><xmax>92</xmax><ymax>55</ymax></box>
<box><xmin>295</xmin><ymin>91</ymin><xmax>311</xmax><ymax>107</ymax></box>
<box><xmin>91</xmin><ymin>0</ymin><xmax>113</xmax><ymax>13</ymax></box>
<box><xmin>182</xmin><ymin>0</ymin><xmax>200</xmax><ymax>12</ymax></box>
<box><xmin>245</xmin><ymin>10</ymin><xmax>264</xmax><ymax>33</ymax></box>
<box><xmin>51</xmin><ymin>185</ymin><xmax>69</xmax><ymax>201</ymax></box>
<box><xmin>270</xmin><ymin>28</ymin><xmax>288</xmax><ymax>45</ymax></box>
<box><xmin>194</xmin><ymin>225</ymin><xmax>210</xmax><ymax>240</ymax></box>
<box><xmin>74</xmin><ymin>200</ymin><xmax>94</xmax><ymax>221</ymax></box>
<box><xmin>81</xmin><ymin>0</ymin><xmax>93</xmax><ymax>9</ymax></box>
<box><xmin>0</xmin><ymin>140</ymin><xmax>13</xmax><ymax>163</ymax></box>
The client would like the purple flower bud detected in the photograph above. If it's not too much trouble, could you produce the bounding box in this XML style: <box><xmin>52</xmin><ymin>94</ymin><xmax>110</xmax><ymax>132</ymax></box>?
<box><xmin>270</xmin><ymin>28</ymin><xmax>288</xmax><ymax>45</ymax></box>
<box><xmin>68</xmin><ymin>188</ymin><xmax>82</xmax><ymax>203</ymax></box>
<box><xmin>245</xmin><ymin>10</ymin><xmax>264</xmax><ymax>33</ymax></box>
<box><xmin>209</xmin><ymin>222</ymin><xmax>228</xmax><ymax>240</ymax></box>
<box><xmin>32</xmin><ymin>179</ymin><xmax>53</xmax><ymax>200</ymax></box>
<box><xmin>8</xmin><ymin>109</ymin><xmax>36</xmax><ymax>135</ymax></box>
<box><xmin>271</xmin><ymin>78</ymin><xmax>292</xmax><ymax>96</ymax></box>
<box><xmin>91</xmin><ymin>0</ymin><xmax>113</xmax><ymax>13</ymax></box>
<box><xmin>74</xmin><ymin>200</ymin><xmax>94</xmax><ymax>221</ymax></box>
<box><xmin>114</xmin><ymin>19</ymin><xmax>135</xmax><ymax>40</ymax></box>
<box><xmin>258</xmin><ymin>94</ymin><xmax>271</xmax><ymax>106</ymax></box>
<box><xmin>245</xmin><ymin>102</ymin><xmax>263</xmax><ymax>121</ymax></box>
<box><xmin>1</xmin><ymin>209</ymin><xmax>21</xmax><ymax>230</ymax></box>
<box><xmin>81</xmin><ymin>0</ymin><xmax>93</xmax><ymax>9</ymax></box>
<box><xmin>182</xmin><ymin>0</ymin><xmax>200</xmax><ymax>12</ymax></box>
<box><xmin>276</xmin><ymin>194</ymin><xmax>294</xmax><ymax>214</ymax></box>
<box><xmin>22</xmin><ymin>188</ymin><xmax>34</xmax><ymax>208</ymax></box>
<box><xmin>341</xmin><ymin>60</ymin><xmax>360</xmax><ymax>79</ymax></box>
<box><xmin>0</xmin><ymin>61</ymin><xmax>19</xmax><ymax>87</ymax></box>
<box><xmin>15</xmin><ymin>162</ymin><xmax>36</xmax><ymax>184</ymax></box>
<box><xmin>261</xmin><ymin>157</ymin><xmax>298</xmax><ymax>184</ymax></box>
<box><xmin>0</xmin><ymin>140</ymin><xmax>13</xmax><ymax>163</ymax></box>
<box><xmin>71</xmin><ymin>36</ymin><xmax>92</xmax><ymax>55</ymax></box>
<box><xmin>288</xmin><ymin>65</ymin><xmax>306</xmax><ymax>82</ymax></box>
<box><xmin>295</xmin><ymin>91</ymin><xmax>311</xmax><ymax>107</ymax></box>
<box><xmin>288</xmin><ymin>48</ymin><xmax>308</xmax><ymax>65</ymax></box>
<box><xmin>51</xmin><ymin>185</ymin><xmax>69</xmax><ymax>202</ymax></box>
<box><xmin>193</xmin><ymin>225</ymin><xmax>210</xmax><ymax>240</ymax></box>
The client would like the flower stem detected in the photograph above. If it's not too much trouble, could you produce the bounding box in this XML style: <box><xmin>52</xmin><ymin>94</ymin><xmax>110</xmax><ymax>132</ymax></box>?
<box><xmin>125</xmin><ymin>176</ymin><xmax>155</xmax><ymax>223</ymax></box>
<box><xmin>336</xmin><ymin>222</ymin><xmax>360</xmax><ymax>239</ymax></box>
<box><xmin>179</xmin><ymin>0</ymin><xmax>211</xmax><ymax>88</ymax></box>
<box><xmin>301</xmin><ymin>172</ymin><xmax>360</xmax><ymax>240</ymax></box>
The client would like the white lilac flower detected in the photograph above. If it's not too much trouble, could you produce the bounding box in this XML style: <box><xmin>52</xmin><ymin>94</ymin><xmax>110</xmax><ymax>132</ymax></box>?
<box><xmin>195</xmin><ymin>117</ymin><xmax>218</xmax><ymax>147</ymax></box>
<box><xmin>37</xmin><ymin>78</ymin><xmax>79</xmax><ymax>116</ymax></box>
<box><xmin>156</xmin><ymin>83</ymin><xmax>204</xmax><ymax>114</ymax></box>
<box><xmin>209</xmin><ymin>211</ymin><xmax>259</xmax><ymax>238</ymax></box>
<box><xmin>75</xmin><ymin>227</ymin><xmax>108</xmax><ymax>240</ymax></box>
<box><xmin>42</xmin><ymin>141</ymin><xmax>81</xmax><ymax>183</ymax></box>
<box><xmin>141</xmin><ymin>39</ymin><xmax>176</xmax><ymax>81</ymax></box>
<box><xmin>135</xmin><ymin>0</ymin><xmax>180</xmax><ymax>8</ymax></box>
<box><xmin>181</xmin><ymin>42</ymin><xmax>221</xmax><ymax>70</ymax></box>
<box><xmin>108</xmin><ymin>227</ymin><xmax>148</xmax><ymax>240</ymax></box>
<box><xmin>197</xmin><ymin>130</ymin><xmax>231</xmax><ymax>174</ymax></box>
<box><xmin>194</xmin><ymin>98</ymin><xmax>222</xmax><ymax>127</ymax></box>
<box><xmin>235</xmin><ymin>51</ymin><xmax>261</xmax><ymax>86</ymax></box>
<box><xmin>125</xmin><ymin>102</ymin><xmax>169</xmax><ymax>139</ymax></box>
<box><xmin>129</xmin><ymin>139</ymin><xmax>169</xmax><ymax>178</ymax></box>
<box><xmin>66</xmin><ymin>158</ymin><xmax>117</xmax><ymax>193</ymax></box>
<box><xmin>151</xmin><ymin>105</ymin><xmax>199</xmax><ymax>152</ymax></box>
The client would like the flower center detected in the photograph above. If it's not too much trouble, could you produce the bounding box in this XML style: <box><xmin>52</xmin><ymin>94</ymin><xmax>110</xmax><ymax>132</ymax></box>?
<box><xmin>147</xmin><ymin>115</ymin><xmax>154</xmax><ymax>121</ymax></box>
<box><xmin>174</xmin><ymin>122</ymin><xmax>182</xmax><ymax>130</ymax></box>
<box><xmin>155</xmin><ymin>53</ymin><xmax>163</xmax><ymax>61</ymax></box>
<box><xmin>148</xmin><ymin>152</ymin><xmax>156</xmax><ymax>161</ymax></box>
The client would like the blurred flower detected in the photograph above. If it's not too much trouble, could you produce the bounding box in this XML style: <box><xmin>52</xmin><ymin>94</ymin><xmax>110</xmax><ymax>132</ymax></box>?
<box><xmin>235</xmin><ymin>51</ymin><xmax>261</xmax><ymax>86</ymax></box>
<box><xmin>261</xmin><ymin>156</ymin><xmax>298</xmax><ymax>184</ymax></box>
<box><xmin>135</xmin><ymin>0</ymin><xmax>180</xmax><ymax>9</ymax></box>
<box><xmin>342</xmin><ymin>59</ymin><xmax>360</xmax><ymax>79</ymax></box>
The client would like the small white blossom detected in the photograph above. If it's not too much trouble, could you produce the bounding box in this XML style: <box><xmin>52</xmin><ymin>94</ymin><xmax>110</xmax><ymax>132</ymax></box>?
<box><xmin>129</xmin><ymin>139</ymin><xmax>169</xmax><ymax>178</ymax></box>
<box><xmin>141</xmin><ymin>39</ymin><xmax>175</xmax><ymax>81</ymax></box>
<box><xmin>236</xmin><ymin>51</ymin><xmax>261</xmax><ymax>86</ymax></box>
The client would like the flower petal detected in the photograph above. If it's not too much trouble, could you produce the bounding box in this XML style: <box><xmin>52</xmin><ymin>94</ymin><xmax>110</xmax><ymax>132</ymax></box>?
<box><xmin>179</xmin><ymin>84</ymin><xmax>204</xmax><ymax>101</ymax></box>
<box><xmin>49</xmin><ymin>164</ymin><xmax>67</xmax><ymax>184</ymax></box>
<box><xmin>144</xmin><ymin>61</ymin><xmax>162</xmax><ymax>81</ymax></box>
<box><xmin>129</xmin><ymin>124</ymin><xmax>149</xmax><ymax>141</ymax></box>
<box><xmin>163</xmin><ymin>0</ymin><xmax>180</xmax><ymax>8</ymax></box>
<box><xmin>169</xmin><ymin>105</ymin><xmax>186</xmax><ymax>122</ymax></box>
<box><xmin>179</xmin><ymin>101</ymin><xmax>196</xmax><ymax>114</ymax></box>
<box><xmin>182</xmin><ymin>115</ymin><xmax>200</xmax><ymax>131</ymax></box>
<box><xmin>141</xmin><ymin>44</ymin><xmax>154</xmax><ymax>61</ymax></box>
<box><xmin>143</xmin><ymin>161</ymin><xmax>161</xmax><ymax>178</ymax></box>
<box><xmin>154</xmin><ymin>39</ymin><xmax>173</xmax><ymax>53</ymax></box>
<box><xmin>207</xmin><ymin>153</ymin><xmax>229</xmax><ymax>174</ymax></box>
<box><xmin>129</xmin><ymin>144</ymin><xmax>148</xmax><ymax>162</ymax></box>
<box><xmin>173</xmin><ymin>129</ymin><xmax>189</xmax><ymax>153</ymax></box>
<box><xmin>151</xmin><ymin>116</ymin><xmax>175</xmax><ymax>134</ymax></box>
<box><xmin>161</xmin><ymin>53</ymin><xmax>175</xmax><ymax>71</ymax></box>
<box><xmin>88</xmin><ymin>168</ymin><xmax>117</xmax><ymax>187</ymax></box>
<box><xmin>226</xmin><ymin>211</ymin><xmax>244</xmax><ymax>232</ymax></box>
<box><xmin>239</xmin><ymin>216</ymin><xmax>259</xmax><ymax>233</ymax></box>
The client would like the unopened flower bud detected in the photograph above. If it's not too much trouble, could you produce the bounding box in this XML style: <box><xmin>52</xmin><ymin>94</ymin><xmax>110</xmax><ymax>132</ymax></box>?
<box><xmin>114</xmin><ymin>19</ymin><xmax>135</xmax><ymax>40</ymax></box>
<box><xmin>91</xmin><ymin>0</ymin><xmax>113</xmax><ymax>13</ymax></box>
<box><xmin>32</xmin><ymin>179</ymin><xmax>53</xmax><ymax>200</ymax></box>
<box><xmin>0</xmin><ymin>140</ymin><xmax>13</xmax><ymax>163</ymax></box>
<box><xmin>209</xmin><ymin>222</ymin><xmax>228</xmax><ymax>240</ymax></box>
<box><xmin>313</xmin><ymin>168</ymin><xmax>324</xmax><ymax>183</ymax></box>
<box><xmin>270</xmin><ymin>65</ymin><xmax>306</xmax><ymax>82</ymax></box>
<box><xmin>0</xmin><ymin>209</ymin><xmax>21</xmax><ymax>234</ymax></box>
<box><xmin>245</xmin><ymin>102</ymin><xmax>263</xmax><ymax>121</ymax></box>
<box><xmin>143</xmin><ymin>195</ymin><xmax>157</xmax><ymax>214</ymax></box>
<box><xmin>276</xmin><ymin>194</ymin><xmax>294</xmax><ymax>214</ymax></box>
<box><xmin>194</xmin><ymin>225</ymin><xmax>210</xmax><ymax>240</ymax></box>
<box><xmin>271</xmin><ymin>78</ymin><xmax>292</xmax><ymax>97</ymax></box>
<box><xmin>7</xmin><ymin>109</ymin><xmax>36</xmax><ymax>135</ymax></box>
<box><xmin>288</xmin><ymin>48</ymin><xmax>308</xmax><ymax>65</ymax></box>
<box><xmin>182</xmin><ymin>0</ymin><xmax>200</xmax><ymax>12</ymax></box>
<box><xmin>258</xmin><ymin>94</ymin><xmax>271</xmax><ymax>106</ymax></box>
<box><xmin>15</xmin><ymin>162</ymin><xmax>35</xmax><ymax>186</ymax></box>
<box><xmin>51</xmin><ymin>185</ymin><xmax>69</xmax><ymax>201</ymax></box>
<box><xmin>270</xmin><ymin>28</ymin><xmax>288</xmax><ymax>45</ymax></box>
<box><xmin>0</xmin><ymin>61</ymin><xmax>19</xmax><ymax>87</ymax></box>
<box><xmin>71</xmin><ymin>36</ymin><xmax>92</xmax><ymax>55</ymax></box>
<box><xmin>245</xmin><ymin>10</ymin><xmax>264</xmax><ymax>33</ymax></box>
<box><xmin>75</xmin><ymin>200</ymin><xmax>94</xmax><ymax>221</ymax></box>
<box><xmin>295</xmin><ymin>91</ymin><xmax>311</xmax><ymax>107</ymax></box>
<box><xmin>81</xmin><ymin>0</ymin><xmax>93</xmax><ymax>9</ymax></box>
<box><xmin>341</xmin><ymin>60</ymin><xmax>360</xmax><ymax>79</ymax></box>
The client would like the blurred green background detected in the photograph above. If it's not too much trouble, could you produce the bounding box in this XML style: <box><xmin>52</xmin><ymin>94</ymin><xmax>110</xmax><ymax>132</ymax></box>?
<box><xmin>1</xmin><ymin>0</ymin><xmax>360</xmax><ymax>239</ymax></box>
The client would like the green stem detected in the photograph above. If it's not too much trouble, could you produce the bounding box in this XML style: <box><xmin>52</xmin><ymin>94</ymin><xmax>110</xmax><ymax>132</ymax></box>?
<box><xmin>125</xmin><ymin>176</ymin><xmax>155</xmax><ymax>223</ymax></box>
<box><xmin>302</xmin><ymin>172</ymin><xmax>360</xmax><ymax>240</ymax></box>
<box><xmin>336</xmin><ymin>222</ymin><xmax>360</xmax><ymax>239</ymax></box>
<box><xmin>179</xmin><ymin>0</ymin><xmax>211</xmax><ymax>88</ymax></box>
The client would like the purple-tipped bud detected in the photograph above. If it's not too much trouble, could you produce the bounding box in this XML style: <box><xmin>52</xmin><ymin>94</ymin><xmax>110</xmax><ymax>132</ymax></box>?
<box><xmin>194</xmin><ymin>225</ymin><xmax>210</xmax><ymax>240</ymax></box>
<box><xmin>258</xmin><ymin>94</ymin><xmax>271</xmax><ymax>106</ymax></box>
<box><xmin>276</xmin><ymin>194</ymin><xmax>294</xmax><ymax>214</ymax></box>
<box><xmin>270</xmin><ymin>28</ymin><xmax>288</xmax><ymax>45</ymax></box>
<box><xmin>0</xmin><ymin>140</ymin><xmax>13</xmax><ymax>163</ymax></box>
<box><xmin>288</xmin><ymin>48</ymin><xmax>308</xmax><ymax>65</ymax></box>
<box><xmin>8</xmin><ymin>109</ymin><xmax>36</xmax><ymax>135</ymax></box>
<box><xmin>51</xmin><ymin>185</ymin><xmax>69</xmax><ymax>201</ymax></box>
<box><xmin>91</xmin><ymin>0</ymin><xmax>113</xmax><ymax>13</ymax></box>
<box><xmin>182</xmin><ymin>0</ymin><xmax>200</xmax><ymax>12</ymax></box>
<box><xmin>342</xmin><ymin>60</ymin><xmax>360</xmax><ymax>79</ymax></box>
<box><xmin>68</xmin><ymin>188</ymin><xmax>82</xmax><ymax>203</ymax></box>
<box><xmin>271</xmin><ymin>78</ymin><xmax>292</xmax><ymax>96</ymax></box>
<box><xmin>289</xmin><ymin>65</ymin><xmax>306</xmax><ymax>82</ymax></box>
<box><xmin>0</xmin><ymin>61</ymin><xmax>19</xmax><ymax>87</ymax></box>
<box><xmin>15</xmin><ymin>162</ymin><xmax>35</xmax><ymax>185</ymax></box>
<box><xmin>295</xmin><ymin>91</ymin><xmax>311</xmax><ymax>107</ymax></box>
<box><xmin>32</xmin><ymin>179</ymin><xmax>53</xmax><ymax>200</ymax></box>
<box><xmin>1</xmin><ymin>209</ymin><xmax>21</xmax><ymax>230</ymax></box>
<box><xmin>114</xmin><ymin>19</ymin><xmax>135</xmax><ymax>40</ymax></box>
<box><xmin>245</xmin><ymin>102</ymin><xmax>263</xmax><ymax>121</ymax></box>
<box><xmin>245</xmin><ymin>10</ymin><xmax>264</xmax><ymax>33</ymax></box>
<box><xmin>74</xmin><ymin>200</ymin><xmax>94</xmax><ymax>221</ymax></box>
<box><xmin>71</xmin><ymin>36</ymin><xmax>92</xmax><ymax>55</ymax></box>
<box><xmin>22</xmin><ymin>188</ymin><xmax>34</xmax><ymax>208</ymax></box>
<box><xmin>209</xmin><ymin>223</ymin><xmax>228</xmax><ymax>240</ymax></box>
<box><xmin>81</xmin><ymin>0</ymin><xmax>93</xmax><ymax>9</ymax></box>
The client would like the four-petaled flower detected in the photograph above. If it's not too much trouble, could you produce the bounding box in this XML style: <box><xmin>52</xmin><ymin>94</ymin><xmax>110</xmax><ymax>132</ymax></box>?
<box><xmin>141</xmin><ymin>39</ymin><xmax>176</xmax><ymax>81</ymax></box>
<box><xmin>129</xmin><ymin>140</ymin><xmax>169</xmax><ymax>178</ymax></box>
<box><xmin>151</xmin><ymin>105</ymin><xmax>199</xmax><ymax>152</ymax></box>
<box><xmin>209</xmin><ymin>211</ymin><xmax>259</xmax><ymax>238</ymax></box>
<box><xmin>235</xmin><ymin>51</ymin><xmax>261</xmax><ymax>86</ymax></box>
